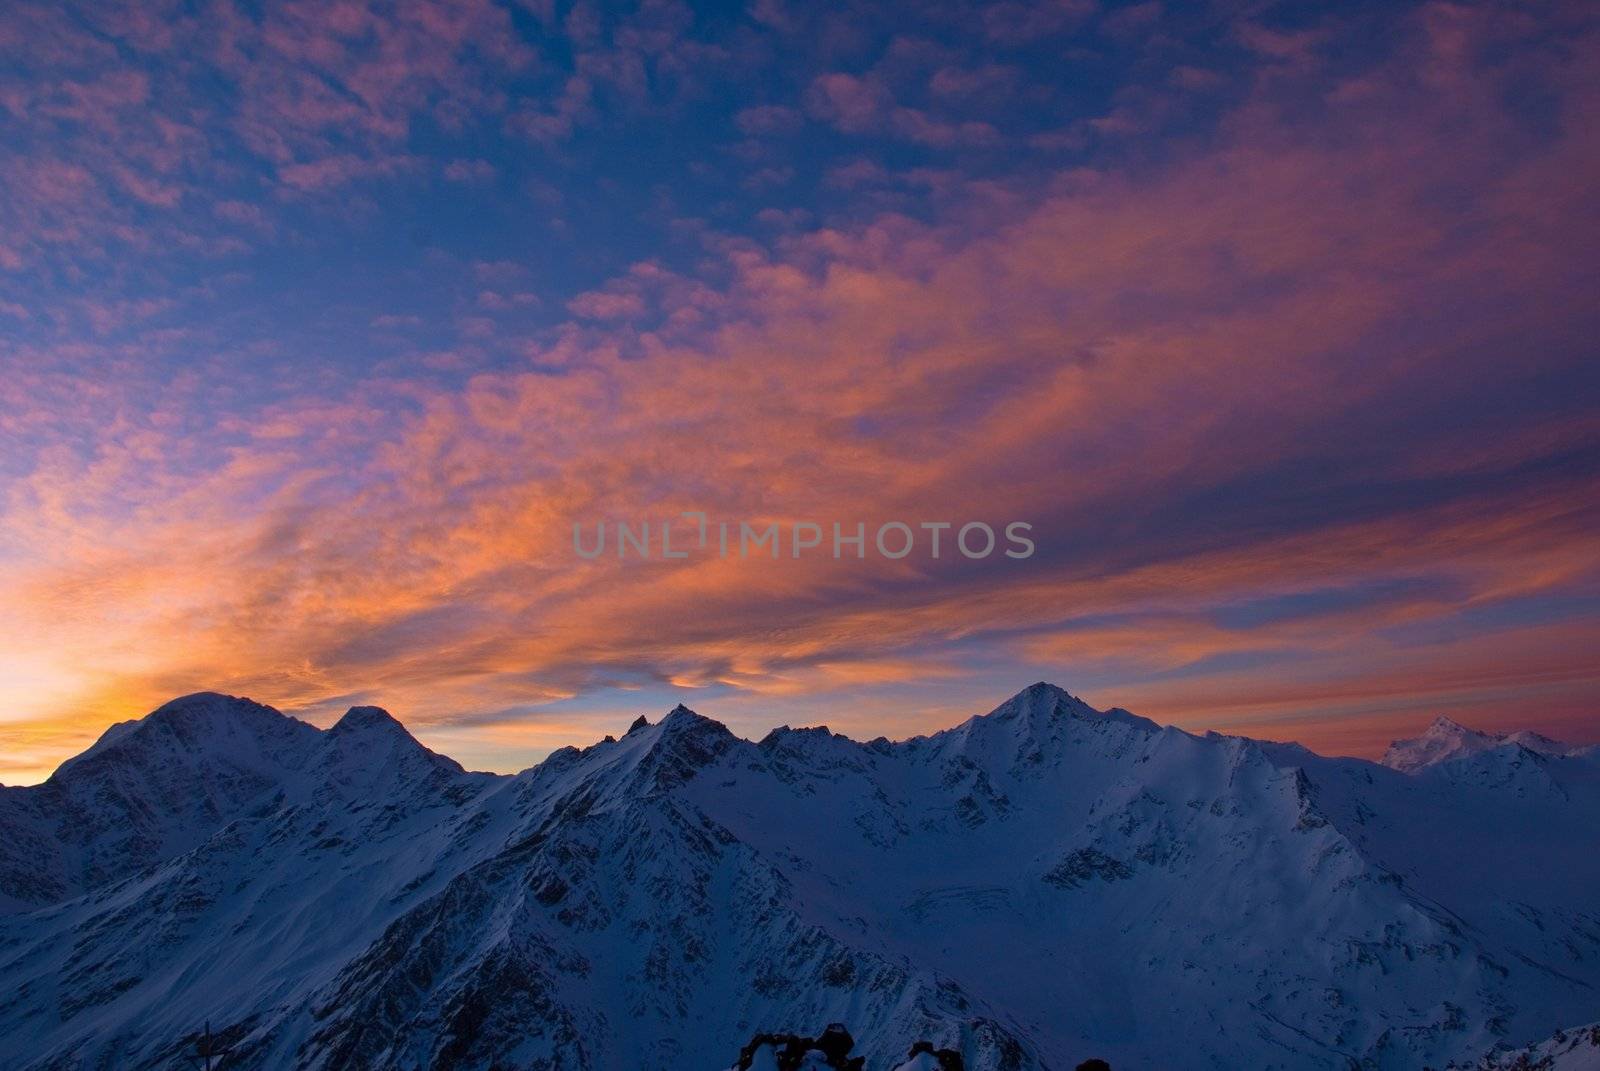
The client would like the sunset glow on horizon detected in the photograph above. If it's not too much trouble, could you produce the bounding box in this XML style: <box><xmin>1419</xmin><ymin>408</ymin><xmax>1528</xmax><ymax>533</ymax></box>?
<box><xmin>2</xmin><ymin>0</ymin><xmax>1597</xmax><ymax>785</ymax></box>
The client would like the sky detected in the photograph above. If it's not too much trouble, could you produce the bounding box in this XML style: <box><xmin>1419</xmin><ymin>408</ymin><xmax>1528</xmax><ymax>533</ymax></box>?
<box><xmin>1</xmin><ymin>0</ymin><xmax>1597</xmax><ymax>784</ymax></box>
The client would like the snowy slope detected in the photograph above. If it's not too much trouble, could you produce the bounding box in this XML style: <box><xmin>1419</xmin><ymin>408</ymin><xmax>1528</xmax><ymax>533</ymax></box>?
<box><xmin>0</xmin><ymin>693</ymin><xmax>324</xmax><ymax>912</ymax></box>
<box><xmin>0</xmin><ymin>684</ymin><xmax>1597</xmax><ymax>1071</ymax></box>
<box><xmin>1453</xmin><ymin>1022</ymin><xmax>1600</xmax><ymax>1070</ymax></box>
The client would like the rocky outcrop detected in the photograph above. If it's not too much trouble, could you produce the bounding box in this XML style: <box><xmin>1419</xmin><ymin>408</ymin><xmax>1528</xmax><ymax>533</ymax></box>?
<box><xmin>728</xmin><ymin>1026</ymin><xmax>970</xmax><ymax>1071</ymax></box>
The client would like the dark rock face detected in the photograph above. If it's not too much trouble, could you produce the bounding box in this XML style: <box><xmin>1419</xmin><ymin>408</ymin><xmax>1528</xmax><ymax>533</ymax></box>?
<box><xmin>725</xmin><ymin>1024</ymin><xmax>1093</xmax><ymax>1071</ymax></box>
<box><xmin>734</xmin><ymin>1024</ymin><xmax>866</xmax><ymax>1071</ymax></box>
<box><xmin>730</xmin><ymin>1027</ymin><xmax>975</xmax><ymax>1071</ymax></box>
<box><xmin>1042</xmin><ymin>847</ymin><xmax>1133</xmax><ymax>888</ymax></box>
<box><xmin>905</xmin><ymin>1038</ymin><xmax>967</xmax><ymax>1070</ymax></box>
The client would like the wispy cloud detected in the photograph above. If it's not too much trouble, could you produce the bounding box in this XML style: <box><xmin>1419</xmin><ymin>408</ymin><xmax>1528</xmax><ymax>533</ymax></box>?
<box><xmin>0</xmin><ymin>0</ymin><xmax>1596</xmax><ymax>783</ymax></box>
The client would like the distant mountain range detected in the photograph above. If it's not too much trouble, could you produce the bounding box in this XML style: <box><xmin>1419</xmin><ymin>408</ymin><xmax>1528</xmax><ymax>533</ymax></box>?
<box><xmin>1</xmin><ymin>684</ymin><xmax>1597</xmax><ymax>1070</ymax></box>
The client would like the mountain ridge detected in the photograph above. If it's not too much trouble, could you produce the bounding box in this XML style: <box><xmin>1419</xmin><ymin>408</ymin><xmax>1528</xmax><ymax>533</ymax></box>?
<box><xmin>1</xmin><ymin>684</ymin><xmax>1597</xmax><ymax>1070</ymax></box>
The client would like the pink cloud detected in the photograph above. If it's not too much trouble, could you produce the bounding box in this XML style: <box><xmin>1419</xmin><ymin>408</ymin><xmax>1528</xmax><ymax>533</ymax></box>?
<box><xmin>443</xmin><ymin>157</ymin><xmax>497</xmax><ymax>182</ymax></box>
<box><xmin>804</xmin><ymin>72</ymin><xmax>892</xmax><ymax>133</ymax></box>
<box><xmin>735</xmin><ymin>103</ymin><xmax>804</xmax><ymax>136</ymax></box>
<box><xmin>566</xmin><ymin>290</ymin><xmax>647</xmax><ymax>321</ymax></box>
<box><xmin>0</xmin><ymin>0</ymin><xmax>1596</xmax><ymax>783</ymax></box>
<box><xmin>806</xmin><ymin>71</ymin><xmax>1001</xmax><ymax>147</ymax></box>
<box><xmin>276</xmin><ymin>153</ymin><xmax>414</xmax><ymax>192</ymax></box>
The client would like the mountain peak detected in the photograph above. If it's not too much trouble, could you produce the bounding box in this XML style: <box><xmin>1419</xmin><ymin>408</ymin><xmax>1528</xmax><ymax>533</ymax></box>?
<box><xmin>657</xmin><ymin>703</ymin><xmax>728</xmax><ymax>736</ymax></box>
<box><xmin>55</xmin><ymin>692</ymin><xmax>305</xmax><ymax>779</ymax></box>
<box><xmin>1383</xmin><ymin>715</ymin><xmax>1580</xmax><ymax>773</ymax></box>
<box><xmin>989</xmin><ymin>681</ymin><xmax>1098</xmax><ymax>725</ymax></box>
<box><xmin>316</xmin><ymin>704</ymin><xmax>471</xmax><ymax>787</ymax></box>
<box><xmin>929</xmin><ymin>682</ymin><xmax>1163</xmax><ymax>764</ymax></box>
<box><xmin>148</xmin><ymin>691</ymin><xmax>282</xmax><ymax>727</ymax></box>
<box><xmin>157</xmin><ymin>689</ymin><xmax>251</xmax><ymax>709</ymax></box>
<box><xmin>329</xmin><ymin>705</ymin><xmax>405</xmax><ymax>735</ymax></box>
<box><xmin>597</xmin><ymin>703</ymin><xmax>737</xmax><ymax>793</ymax></box>
<box><xmin>1425</xmin><ymin>715</ymin><xmax>1474</xmax><ymax>736</ymax></box>
<box><xmin>1384</xmin><ymin>717</ymin><xmax>1494</xmax><ymax>772</ymax></box>
<box><xmin>998</xmin><ymin>681</ymin><xmax>1075</xmax><ymax>714</ymax></box>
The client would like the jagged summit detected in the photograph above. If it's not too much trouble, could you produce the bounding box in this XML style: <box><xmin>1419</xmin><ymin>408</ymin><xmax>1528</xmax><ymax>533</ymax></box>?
<box><xmin>953</xmin><ymin>682</ymin><xmax>1085</xmax><ymax>733</ymax></box>
<box><xmin>329</xmin><ymin>704</ymin><xmax>406</xmax><ymax>735</ymax></box>
<box><xmin>1382</xmin><ymin>715</ymin><xmax>1582</xmax><ymax>773</ymax></box>
<box><xmin>556</xmin><ymin>701</ymin><xmax>743</xmax><ymax>799</ymax></box>
<box><xmin>654</xmin><ymin>701</ymin><xmax>732</xmax><ymax>735</ymax></box>
<box><xmin>651</xmin><ymin>702</ymin><xmax>734</xmax><ymax>739</ymax></box>
<box><xmin>319</xmin><ymin>704</ymin><xmax>475</xmax><ymax>786</ymax></box>
<box><xmin>983</xmin><ymin>682</ymin><xmax>1157</xmax><ymax>729</ymax></box>
<box><xmin>929</xmin><ymin>682</ymin><xmax>1162</xmax><ymax>760</ymax></box>
<box><xmin>998</xmin><ymin>681</ymin><xmax>1083</xmax><ymax>713</ymax></box>
<box><xmin>759</xmin><ymin>724</ymin><xmax>840</xmax><ymax>744</ymax></box>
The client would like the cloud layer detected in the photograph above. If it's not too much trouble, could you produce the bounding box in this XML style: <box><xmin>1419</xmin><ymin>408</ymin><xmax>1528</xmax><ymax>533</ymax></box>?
<box><xmin>1</xmin><ymin>0</ymin><xmax>1597</xmax><ymax>782</ymax></box>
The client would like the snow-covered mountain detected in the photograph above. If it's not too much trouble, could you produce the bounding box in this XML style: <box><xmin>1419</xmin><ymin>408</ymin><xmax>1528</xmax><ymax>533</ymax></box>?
<box><xmin>1381</xmin><ymin>715</ymin><xmax>1591</xmax><ymax>773</ymax></box>
<box><xmin>1</xmin><ymin>685</ymin><xmax>1596</xmax><ymax>1070</ymax></box>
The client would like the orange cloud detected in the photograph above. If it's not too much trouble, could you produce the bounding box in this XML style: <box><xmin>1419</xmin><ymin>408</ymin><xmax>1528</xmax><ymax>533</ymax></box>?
<box><xmin>1</xmin><ymin>1</ymin><xmax>1597</xmax><ymax>783</ymax></box>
